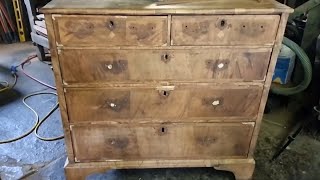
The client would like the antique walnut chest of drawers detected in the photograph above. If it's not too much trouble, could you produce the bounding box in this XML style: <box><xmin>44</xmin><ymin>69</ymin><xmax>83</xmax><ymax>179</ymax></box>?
<box><xmin>42</xmin><ymin>0</ymin><xmax>292</xmax><ymax>179</ymax></box>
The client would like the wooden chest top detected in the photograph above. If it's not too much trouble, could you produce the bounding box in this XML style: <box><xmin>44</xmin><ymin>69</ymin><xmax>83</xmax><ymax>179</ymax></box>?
<box><xmin>42</xmin><ymin>0</ymin><xmax>293</xmax><ymax>15</ymax></box>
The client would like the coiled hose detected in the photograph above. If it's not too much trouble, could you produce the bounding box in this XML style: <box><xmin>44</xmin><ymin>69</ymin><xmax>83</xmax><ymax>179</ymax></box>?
<box><xmin>271</xmin><ymin>37</ymin><xmax>312</xmax><ymax>95</ymax></box>
<box><xmin>0</xmin><ymin>55</ymin><xmax>63</xmax><ymax>144</ymax></box>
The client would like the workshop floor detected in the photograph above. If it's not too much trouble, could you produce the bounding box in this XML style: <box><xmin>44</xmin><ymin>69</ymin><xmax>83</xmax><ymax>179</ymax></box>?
<box><xmin>1</xmin><ymin>42</ymin><xmax>320</xmax><ymax>180</ymax></box>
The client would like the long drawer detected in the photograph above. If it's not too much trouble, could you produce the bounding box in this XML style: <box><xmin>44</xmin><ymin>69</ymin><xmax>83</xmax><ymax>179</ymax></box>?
<box><xmin>65</xmin><ymin>85</ymin><xmax>263</xmax><ymax>123</ymax></box>
<box><xmin>53</xmin><ymin>15</ymin><xmax>168</xmax><ymax>46</ymax></box>
<box><xmin>71</xmin><ymin>122</ymin><xmax>254</xmax><ymax>162</ymax></box>
<box><xmin>59</xmin><ymin>48</ymin><xmax>272</xmax><ymax>84</ymax></box>
<box><xmin>172</xmin><ymin>15</ymin><xmax>280</xmax><ymax>45</ymax></box>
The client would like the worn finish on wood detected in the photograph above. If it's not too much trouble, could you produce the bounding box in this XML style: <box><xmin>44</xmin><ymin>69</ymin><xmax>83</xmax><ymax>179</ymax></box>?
<box><xmin>71</xmin><ymin>123</ymin><xmax>254</xmax><ymax>162</ymax></box>
<box><xmin>41</xmin><ymin>0</ymin><xmax>293</xmax><ymax>15</ymax></box>
<box><xmin>65</xmin><ymin>86</ymin><xmax>262</xmax><ymax>123</ymax></box>
<box><xmin>63</xmin><ymin>82</ymin><xmax>265</xmax><ymax>89</ymax></box>
<box><xmin>54</xmin><ymin>15</ymin><xmax>167</xmax><ymax>47</ymax></box>
<box><xmin>43</xmin><ymin>0</ymin><xmax>292</xmax><ymax>179</ymax></box>
<box><xmin>44</xmin><ymin>14</ymin><xmax>75</xmax><ymax>163</ymax></box>
<box><xmin>172</xmin><ymin>15</ymin><xmax>280</xmax><ymax>45</ymax></box>
<box><xmin>214</xmin><ymin>159</ymin><xmax>255</xmax><ymax>180</ymax></box>
<box><xmin>59</xmin><ymin>48</ymin><xmax>272</xmax><ymax>83</ymax></box>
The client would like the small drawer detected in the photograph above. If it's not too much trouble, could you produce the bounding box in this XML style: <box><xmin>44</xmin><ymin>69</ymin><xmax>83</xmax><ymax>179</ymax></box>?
<box><xmin>59</xmin><ymin>48</ymin><xmax>272</xmax><ymax>83</ymax></box>
<box><xmin>71</xmin><ymin>122</ymin><xmax>254</xmax><ymax>162</ymax></box>
<box><xmin>53</xmin><ymin>15</ymin><xmax>168</xmax><ymax>46</ymax></box>
<box><xmin>65</xmin><ymin>85</ymin><xmax>262</xmax><ymax>123</ymax></box>
<box><xmin>171</xmin><ymin>15</ymin><xmax>280</xmax><ymax>45</ymax></box>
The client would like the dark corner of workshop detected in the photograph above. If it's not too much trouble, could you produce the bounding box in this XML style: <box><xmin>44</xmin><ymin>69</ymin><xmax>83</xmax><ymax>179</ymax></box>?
<box><xmin>0</xmin><ymin>0</ymin><xmax>319</xmax><ymax>180</ymax></box>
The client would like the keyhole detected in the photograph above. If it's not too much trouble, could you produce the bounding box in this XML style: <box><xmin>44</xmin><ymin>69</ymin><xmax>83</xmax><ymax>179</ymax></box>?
<box><xmin>159</xmin><ymin>90</ymin><xmax>170</xmax><ymax>98</ymax></box>
<box><xmin>161</xmin><ymin>54</ymin><xmax>171</xmax><ymax>63</ymax></box>
<box><xmin>162</xmin><ymin>90</ymin><xmax>169</xmax><ymax>97</ymax></box>
<box><xmin>161</xmin><ymin>127</ymin><xmax>165</xmax><ymax>132</ymax></box>
<box><xmin>220</xmin><ymin>20</ymin><xmax>226</xmax><ymax>27</ymax></box>
<box><xmin>108</xmin><ymin>20</ymin><xmax>114</xmax><ymax>29</ymax></box>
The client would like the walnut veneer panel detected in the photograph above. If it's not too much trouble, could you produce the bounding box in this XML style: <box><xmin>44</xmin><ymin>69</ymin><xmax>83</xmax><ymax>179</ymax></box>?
<box><xmin>54</xmin><ymin>15</ymin><xmax>168</xmax><ymax>47</ymax></box>
<box><xmin>71</xmin><ymin>123</ymin><xmax>254</xmax><ymax>162</ymax></box>
<box><xmin>65</xmin><ymin>86</ymin><xmax>262</xmax><ymax>123</ymax></box>
<box><xmin>59</xmin><ymin>48</ymin><xmax>272</xmax><ymax>83</ymax></box>
<box><xmin>171</xmin><ymin>15</ymin><xmax>280</xmax><ymax>45</ymax></box>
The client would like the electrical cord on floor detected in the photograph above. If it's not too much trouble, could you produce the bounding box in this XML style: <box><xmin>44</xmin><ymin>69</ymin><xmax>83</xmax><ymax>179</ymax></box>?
<box><xmin>0</xmin><ymin>92</ymin><xmax>63</xmax><ymax>144</ymax></box>
<box><xmin>11</xmin><ymin>54</ymin><xmax>56</xmax><ymax>90</ymax></box>
<box><xmin>0</xmin><ymin>55</ymin><xmax>64</xmax><ymax>144</ymax></box>
<box><xmin>0</xmin><ymin>73</ymin><xmax>17</xmax><ymax>93</ymax></box>
<box><xmin>0</xmin><ymin>80</ymin><xmax>9</xmax><ymax>90</ymax></box>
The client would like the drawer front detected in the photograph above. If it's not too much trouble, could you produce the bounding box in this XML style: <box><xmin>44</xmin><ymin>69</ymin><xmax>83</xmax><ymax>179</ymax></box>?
<box><xmin>71</xmin><ymin>123</ymin><xmax>254</xmax><ymax>162</ymax></box>
<box><xmin>172</xmin><ymin>15</ymin><xmax>280</xmax><ymax>45</ymax></box>
<box><xmin>65</xmin><ymin>86</ymin><xmax>262</xmax><ymax>123</ymax></box>
<box><xmin>54</xmin><ymin>15</ymin><xmax>167</xmax><ymax>46</ymax></box>
<box><xmin>59</xmin><ymin>48</ymin><xmax>271</xmax><ymax>83</ymax></box>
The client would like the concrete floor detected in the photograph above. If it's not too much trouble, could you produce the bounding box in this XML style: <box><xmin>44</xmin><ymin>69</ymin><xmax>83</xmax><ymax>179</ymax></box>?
<box><xmin>0</xmin><ymin>42</ymin><xmax>65</xmax><ymax>180</ymax></box>
<box><xmin>0</xmin><ymin>42</ymin><xmax>320</xmax><ymax>180</ymax></box>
